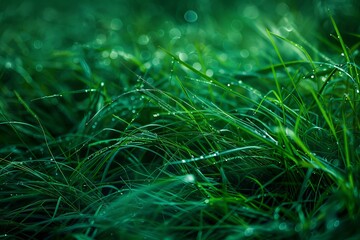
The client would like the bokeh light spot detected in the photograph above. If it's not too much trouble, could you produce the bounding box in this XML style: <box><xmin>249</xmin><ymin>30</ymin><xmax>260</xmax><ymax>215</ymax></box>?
<box><xmin>276</xmin><ymin>3</ymin><xmax>289</xmax><ymax>15</ymax></box>
<box><xmin>138</xmin><ymin>35</ymin><xmax>150</xmax><ymax>45</ymax></box>
<box><xmin>110</xmin><ymin>18</ymin><xmax>123</xmax><ymax>31</ymax></box>
<box><xmin>240</xmin><ymin>49</ymin><xmax>249</xmax><ymax>58</ymax></box>
<box><xmin>33</xmin><ymin>40</ymin><xmax>43</xmax><ymax>49</ymax></box>
<box><xmin>184</xmin><ymin>10</ymin><xmax>198</xmax><ymax>23</ymax></box>
<box><xmin>109</xmin><ymin>50</ymin><xmax>118</xmax><ymax>59</ymax></box>
<box><xmin>169</xmin><ymin>28</ymin><xmax>181</xmax><ymax>39</ymax></box>
<box><xmin>243</xmin><ymin>5</ymin><xmax>259</xmax><ymax>19</ymax></box>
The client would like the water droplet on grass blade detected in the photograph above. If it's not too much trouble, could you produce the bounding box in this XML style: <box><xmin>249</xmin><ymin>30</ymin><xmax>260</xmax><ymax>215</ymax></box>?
<box><xmin>244</xmin><ymin>227</ymin><xmax>254</xmax><ymax>236</ymax></box>
<box><xmin>178</xmin><ymin>52</ymin><xmax>188</xmax><ymax>61</ymax></box>
<box><xmin>193</xmin><ymin>62</ymin><xmax>201</xmax><ymax>71</ymax></box>
<box><xmin>182</xmin><ymin>174</ymin><xmax>195</xmax><ymax>183</ymax></box>
<box><xmin>206</xmin><ymin>69</ymin><xmax>214</xmax><ymax>77</ymax></box>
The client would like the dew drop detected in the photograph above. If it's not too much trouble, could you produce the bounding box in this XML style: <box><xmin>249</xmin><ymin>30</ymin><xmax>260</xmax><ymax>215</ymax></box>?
<box><xmin>193</xmin><ymin>62</ymin><xmax>201</xmax><ymax>71</ymax></box>
<box><xmin>206</xmin><ymin>69</ymin><xmax>214</xmax><ymax>77</ymax></box>
<box><xmin>178</xmin><ymin>52</ymin><xmax>188</xmax><ymax>61</ymax></box>
<box><xmin>244</xmin><ymin>227</ymin><xmax>254</xmax><ymax>236</ymax></box>
<box><xmin>183</xmin><ymin>174</ymin><xmax>195</xmax><ymax>183</ymax></box>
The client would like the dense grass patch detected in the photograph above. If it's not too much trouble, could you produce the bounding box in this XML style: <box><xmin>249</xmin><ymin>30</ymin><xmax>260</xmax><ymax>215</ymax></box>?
<box><xmin>1</xmin><ymin>1</ymin><xmax>360</xmax><ymax>239</ymax></box>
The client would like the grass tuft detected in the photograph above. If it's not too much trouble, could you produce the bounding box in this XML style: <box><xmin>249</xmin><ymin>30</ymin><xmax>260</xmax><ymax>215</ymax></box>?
<box><xmin>1</xmin><ymin>1</ymin><xmax>360</xmax><ymax>239</ymax></box>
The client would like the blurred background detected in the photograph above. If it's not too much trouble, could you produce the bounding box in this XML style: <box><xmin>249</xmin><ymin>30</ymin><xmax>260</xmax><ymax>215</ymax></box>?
<box><xmin>1</xmin><ymin>0</ymin><xmax>359</xmax><ymax>100</ymax></box>
<box><xmin>2</xmin><ymin>0</ymin><xmax>359</xmax><ymax>55</ymax></box>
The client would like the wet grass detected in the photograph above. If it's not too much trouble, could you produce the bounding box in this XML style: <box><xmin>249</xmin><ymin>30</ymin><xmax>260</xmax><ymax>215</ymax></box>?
<box><xmin>1</xmin><ymin>1</ymin><xmax>360</xmax><ymax>239</ymax></box>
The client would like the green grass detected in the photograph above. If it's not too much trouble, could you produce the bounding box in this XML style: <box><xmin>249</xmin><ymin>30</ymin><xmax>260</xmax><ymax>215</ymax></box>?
<box><xmin>1</xmin><ymin>1</ymin><xmax>360</xmax><ymax>239</ymax></box>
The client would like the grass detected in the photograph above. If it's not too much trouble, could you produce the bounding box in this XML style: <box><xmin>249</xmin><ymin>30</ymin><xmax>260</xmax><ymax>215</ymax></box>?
<box><xmin>1</xmin><ymin>1</ymin><xmax>360</xmax><ymax>239</ymax></box>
